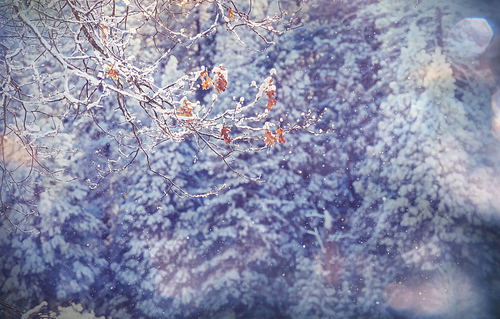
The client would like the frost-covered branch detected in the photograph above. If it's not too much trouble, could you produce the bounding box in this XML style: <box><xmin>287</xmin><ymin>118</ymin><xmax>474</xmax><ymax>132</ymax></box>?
<box><xmin>0</xmin><ymin>0</ymin><xmax>330</xmax><ymax>230</ymax></box>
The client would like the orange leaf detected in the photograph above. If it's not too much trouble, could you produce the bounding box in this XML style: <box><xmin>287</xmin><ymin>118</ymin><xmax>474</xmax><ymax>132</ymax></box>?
<box><xmin>276</xmin><ymin>127</ymin><xmax>286</xmax><ymax>144</ymax></box>
<box><xmin>266</xmin><ymin>79</ymin><xmax>277</xmax><ymax>111</ymax></box>
<box><xmin>200</xmin><ymin>71</ymin><xmax>212</xmax><ymax>90</ymax></box>
<box><xmin>228</xmin><ymin>7</ymin><xmax>234</xmax><ymax>19</ymax></box>
<box><xmin>221</xmin><ymin>124</ymin><xmax>231</xmax><ymax>144</ymax></box>
<box><xmin>264</xmin><ymin>129</ymin><xmax>277</xmax><ymax>146</ymax></box>
<box><xmin>213</xmin><ymin>69</ymin><xmax>227</xmax><ymax>94</ymax></box>
<box><xmin>177</xmin><ymin>100</ymin><xmax>193</xmax><ymax>117</ymax></box>
<box><xmin>106</xmin><ymin>67</ymin><xmax>118</xmax><ymax>80</ymax></box>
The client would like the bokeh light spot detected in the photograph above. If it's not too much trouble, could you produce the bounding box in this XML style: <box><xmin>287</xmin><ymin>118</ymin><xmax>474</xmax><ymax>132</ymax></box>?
<box><xmin>491</xmin><ymin>117</ymin><xmax>500</xmax><ymax>141</ymax></box>
<box><xmin>491</xmin><ymin>90</ymin><xmax>500</xmax><ymax>142</ymax></box>
<box><xmin>447</xmin><ymin>18</ymin><xmax>493</xmax><ymax>57</ymax></box>
<box><xmin>384</xmin><ymin>268</ymin><xmax>482</xmax><ymax>318</ymax></box>
<box><xmin>492</xmin><ymin>89</ymin><xmax>500</xmax><ymax>117</ymax></box>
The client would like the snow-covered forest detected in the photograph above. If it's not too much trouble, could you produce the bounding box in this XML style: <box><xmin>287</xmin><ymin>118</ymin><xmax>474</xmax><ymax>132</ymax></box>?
<box><xmin>2</xmin><ymin>0</ymin><xmax>500</xmax><ymax>318</ymax></box>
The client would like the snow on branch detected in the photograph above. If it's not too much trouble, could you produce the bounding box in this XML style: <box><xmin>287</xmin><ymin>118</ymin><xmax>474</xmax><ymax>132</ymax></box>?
<box><xmin>0</xmin><ymin>0</ymin><xmax>329</xmax><ymax>230</ymax></box>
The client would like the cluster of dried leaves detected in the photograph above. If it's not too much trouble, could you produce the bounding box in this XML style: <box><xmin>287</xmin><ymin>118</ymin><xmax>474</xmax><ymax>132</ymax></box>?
<box><xmin>0</xmin><ymin>0</ymin><xmax>330</xmax><ymax>231</ymax></box>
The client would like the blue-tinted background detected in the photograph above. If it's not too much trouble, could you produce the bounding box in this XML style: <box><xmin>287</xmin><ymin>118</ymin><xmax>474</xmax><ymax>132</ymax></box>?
<box><xmin>1</xmin><ymin>0</ymin><xmax>500</xmax><ymax>318</ymax></box>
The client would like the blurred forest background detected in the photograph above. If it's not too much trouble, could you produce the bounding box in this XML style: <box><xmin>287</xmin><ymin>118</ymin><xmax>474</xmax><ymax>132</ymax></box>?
<box><xmin>2</xmin><ymin>0</ymin><xmax>500</xmax><ymax>318</ymax></box>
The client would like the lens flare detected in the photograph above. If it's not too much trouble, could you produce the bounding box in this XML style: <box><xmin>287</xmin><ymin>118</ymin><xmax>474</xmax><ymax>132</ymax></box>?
<box><xmin>447</xmin><ymin>18</ymin><xmax>493</xmax><ymax>57</ymax></box>
<box><xmin>492</xmin><ymin>89</ymin><xmax>500</xmax><ymax>117</ymax></box>
<box><xmin>384</xmin><ymin>267</ymin><xmax>483</xmax><ymax>318</ymax></box>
